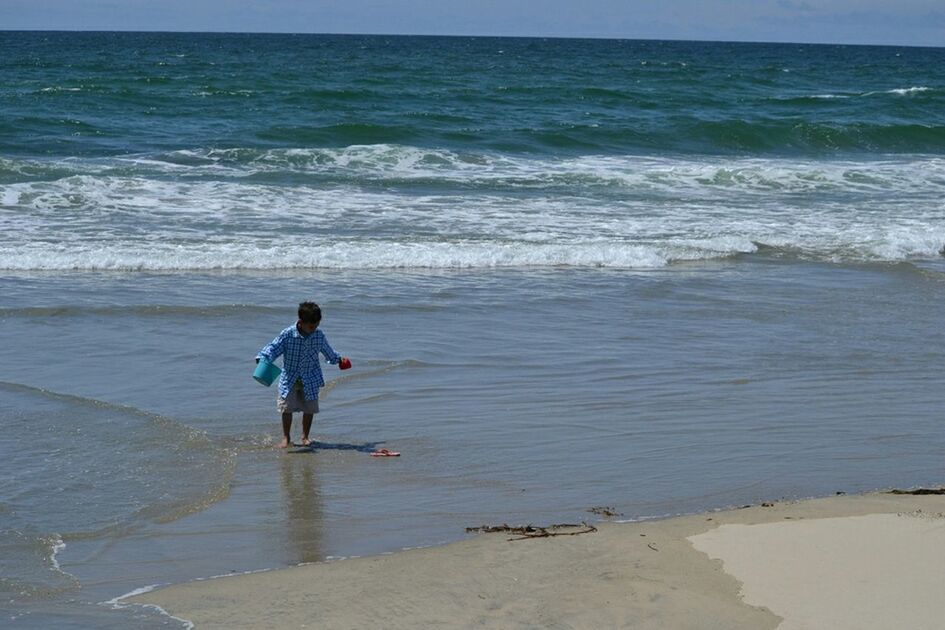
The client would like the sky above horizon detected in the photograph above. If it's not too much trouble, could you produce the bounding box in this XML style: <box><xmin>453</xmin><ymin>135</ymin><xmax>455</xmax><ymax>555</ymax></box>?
<box><xmin>1</xmin><ymin>0</ymin><xmax>943</xmax><ymax>48</ymax></box>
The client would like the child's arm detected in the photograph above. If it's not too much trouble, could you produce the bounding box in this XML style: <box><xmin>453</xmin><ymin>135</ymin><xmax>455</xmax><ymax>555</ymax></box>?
<box><xmin>318</xmin><ymin>331</ymin><xmax>342</xmax><ymax>364</ymax></box>
<box><xmin>258</xmin><ymin>329</ymin><xmax>289</xmax><ymax>363</ymax></box>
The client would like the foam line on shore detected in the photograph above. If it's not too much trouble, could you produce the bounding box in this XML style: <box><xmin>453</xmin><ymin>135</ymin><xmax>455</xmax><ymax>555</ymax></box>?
<box><xmin>104</xmin><ymin>585</ymin><xmax>195</xmax><ymax>630</ymax></box>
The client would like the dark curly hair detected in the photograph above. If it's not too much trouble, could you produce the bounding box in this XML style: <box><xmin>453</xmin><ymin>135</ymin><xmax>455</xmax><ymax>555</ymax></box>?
<box><xmin>298</xmin><ymin>302</ymin><xmax>321</xmax><ymax>324</ymax></box>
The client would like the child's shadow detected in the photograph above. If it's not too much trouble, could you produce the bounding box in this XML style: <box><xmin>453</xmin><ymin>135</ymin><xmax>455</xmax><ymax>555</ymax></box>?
<box><xmin>289</xmin><ymin>440</ymin><xmax>384</xmax><ymax>454</ymax></box>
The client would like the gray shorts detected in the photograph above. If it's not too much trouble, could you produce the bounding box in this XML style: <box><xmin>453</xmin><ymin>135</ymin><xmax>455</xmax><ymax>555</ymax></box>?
<box><xmin>277</xmin><ymin>387</ymin><xmax>319</xmax><ymax>415</ymax></box>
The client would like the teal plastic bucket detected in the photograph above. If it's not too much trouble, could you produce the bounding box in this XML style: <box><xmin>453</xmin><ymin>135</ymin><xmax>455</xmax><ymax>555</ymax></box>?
<box><xmin>253</xmin><ymin>359</ymin><xmax>281</xmax><ymax>387</ymax></box>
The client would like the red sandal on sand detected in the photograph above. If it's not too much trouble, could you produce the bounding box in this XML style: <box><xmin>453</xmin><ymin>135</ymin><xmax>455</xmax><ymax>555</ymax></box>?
<box><xmin>371</xmin><ymin>448</ymin><xmax>400</xmax><ymax>457</ymax></box>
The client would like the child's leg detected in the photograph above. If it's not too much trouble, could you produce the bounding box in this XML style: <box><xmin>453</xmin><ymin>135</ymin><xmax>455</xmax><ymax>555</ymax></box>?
<box><xmin>280</xmin><ymin>412</ymin><xmax>294</xmax><ymax>448</ymax></box>
<box><xmin>300</xmin><ymin>413</ymin><xmax>314</xmax><ymax>445</ymax></box>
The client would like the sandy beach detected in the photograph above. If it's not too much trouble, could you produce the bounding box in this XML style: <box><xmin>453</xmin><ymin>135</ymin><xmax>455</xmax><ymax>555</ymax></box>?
<box><xmin>129</xmin><ymin>490</ymin><xmax>945</xmax><ymax>629</ymax></box>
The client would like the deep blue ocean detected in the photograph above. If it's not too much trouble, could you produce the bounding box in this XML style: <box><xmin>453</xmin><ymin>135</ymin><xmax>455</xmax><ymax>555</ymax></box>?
<box><xmin>2</xmin><ymin>32</ymin><xmax>944</xmax><ymax>628</ymax></box>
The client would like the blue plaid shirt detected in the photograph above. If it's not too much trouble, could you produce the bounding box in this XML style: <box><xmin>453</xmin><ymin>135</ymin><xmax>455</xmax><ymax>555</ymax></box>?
<box><xmin>257</xmin><ymin>325</ymin><xmax>341</xmax><ymax>400</ymax></box>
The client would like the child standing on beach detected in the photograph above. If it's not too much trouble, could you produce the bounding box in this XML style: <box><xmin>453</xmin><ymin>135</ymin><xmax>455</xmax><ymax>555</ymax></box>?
<box><xmin>257</xmin><ymin>302</ymin><xmax>351</xmax><ymax>448</ymax></box>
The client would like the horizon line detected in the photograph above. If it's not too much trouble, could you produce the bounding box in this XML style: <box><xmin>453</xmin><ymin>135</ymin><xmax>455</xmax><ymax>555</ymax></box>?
<box><xmin>1</xmin><ymin>29</ymin><xmax>942</xmax><ymax>50</ymax></box>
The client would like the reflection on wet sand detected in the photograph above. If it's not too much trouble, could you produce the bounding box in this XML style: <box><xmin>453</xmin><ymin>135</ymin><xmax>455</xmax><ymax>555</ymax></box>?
<box><xmin>280</xmin><ymin>454</ymin><xmax>324</xmax><ymax>564</ymax></box>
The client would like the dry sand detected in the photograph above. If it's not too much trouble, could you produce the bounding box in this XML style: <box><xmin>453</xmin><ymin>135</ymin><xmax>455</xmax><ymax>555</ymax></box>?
<box><xmin>690</xmin><ymin>510</ymin><xmax>945</xmax><ymax>630</ymax></box>
<box><xmin>129</xmin><ymin>491</ymin><xmax>945</xmax><ymax>629</ymax></box>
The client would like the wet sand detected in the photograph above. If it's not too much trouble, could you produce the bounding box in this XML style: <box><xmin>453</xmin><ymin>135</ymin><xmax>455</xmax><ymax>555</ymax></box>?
<box><xmin>130</xmin><ymin>490</ymin><xmax>945</xmax><ymax>629</ymax></box>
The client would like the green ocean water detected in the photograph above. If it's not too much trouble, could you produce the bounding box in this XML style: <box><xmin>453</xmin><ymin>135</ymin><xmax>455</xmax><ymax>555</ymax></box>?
<box><xmin>3</xmin><ymin>32</ymin><xmax>945</xmax><ymax>158</ymax></box>
<box><xmin>2</xmin><ymin>33</ymin><xmax>945</xmax><ymax>628</ymax></box>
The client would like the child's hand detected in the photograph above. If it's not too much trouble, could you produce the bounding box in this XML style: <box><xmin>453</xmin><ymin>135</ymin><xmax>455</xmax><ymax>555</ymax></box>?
<box><xmin>339</xmin><ymin>357</ymin><xmax>352</xmax><ymax>370</ymax></box>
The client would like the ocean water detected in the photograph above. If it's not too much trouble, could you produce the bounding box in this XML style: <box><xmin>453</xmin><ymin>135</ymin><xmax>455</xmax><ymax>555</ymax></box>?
<box><xmin>2</xmin><ymin>32</ymin><xmax>944</xmax><ymax>627</ymax></box>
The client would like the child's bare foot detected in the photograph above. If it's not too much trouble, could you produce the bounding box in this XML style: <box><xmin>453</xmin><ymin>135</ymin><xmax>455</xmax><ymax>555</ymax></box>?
<box><xmin>278</xmin><ymin>438</ymin><xmax>292</xmax><ymax>448</ymax></box>
<box><xmin>299</xmin><ymin>436</ymin><xmax>311</xmax><ymax>446</ymax></box>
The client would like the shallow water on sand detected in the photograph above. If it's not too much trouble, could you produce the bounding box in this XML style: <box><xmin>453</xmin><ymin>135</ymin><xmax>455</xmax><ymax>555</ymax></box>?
<box><xmin>2</xmin><ymin>261</ymin><xmax>944</xmax><ymax>626</ymax></box>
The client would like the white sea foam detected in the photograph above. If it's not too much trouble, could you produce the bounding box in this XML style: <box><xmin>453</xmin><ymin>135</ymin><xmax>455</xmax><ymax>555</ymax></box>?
<box><xmin>106</xmin><ymin>584</ymin><xmax>162</xmax><ymax>603</ymax></box>
<box><xmin>1</xmin><ymin>227</ymin><xmax>942</xmax><ymax>271</ymax></box>
<box><xmin>888</xmin><ymin>86</ymin><xmax>932</xmax><ymax>95</ymax></box>
<box><xmin>0</xmin><ymin>241</ymin><xmax>698</xmax><ymax>270</ymax></box>
<box><xmin>5</xmin><ymin>150</ymin><xmax>945</xmax><ymax>194</ymax></box>
<box><xmin>49</xmin><ymin>535</ymin><xmax>66</xmax><ymax>572</ymax></box>
<box><xmin>2</xmin><ymin>153</ymin><xmax>943</xmax><ymax>270</ymax></box>
<box><xmin>862</xmin><ymin>86</ymin><xmax>933</xmax><ymax>97</ymax></box>
<box><xmin>177</xmin><ymin>147</ymin><xmax>945</xmax><ymax>193</ymax></box>
<box><xmin>105</xmin><ymin>585</ymin><xmax>195</xmax><ymax>630</ymax></box>
<box><xmin>806</xmin><ymin>87</ymin><xmax>932</xmax><ymax>99</ymax></box>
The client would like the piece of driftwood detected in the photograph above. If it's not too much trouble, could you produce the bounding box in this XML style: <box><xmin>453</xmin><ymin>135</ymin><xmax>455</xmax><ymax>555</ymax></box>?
<box><xmin>587</xmin><ymin>506</ymin><xmax>623</xmax><ymax>517</ymax></box>
<box><xmin>466</xmin><ymin>522</ymin><xmax>598</xmax><ymax>541</ymax></box>
<box><xmin>889</xmin><ymin>488</ymin><xmax>945</xmax><ymax>495</ymax></box>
